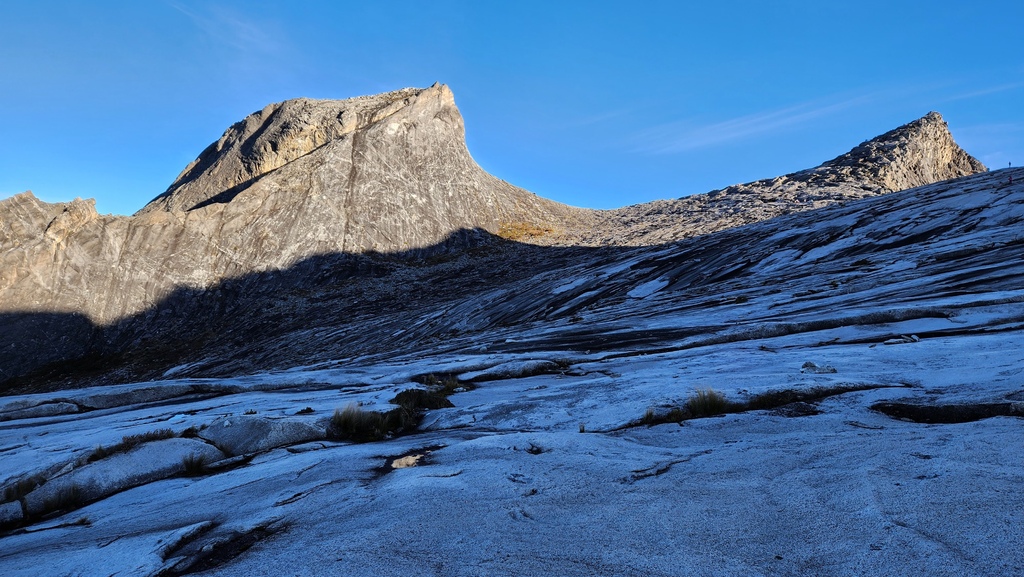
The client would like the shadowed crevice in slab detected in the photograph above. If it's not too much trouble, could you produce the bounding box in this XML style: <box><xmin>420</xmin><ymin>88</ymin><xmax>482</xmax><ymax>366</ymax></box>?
<box><xmin>871</xmin><ymin>402</ymin><xmax>1024</xmax><ymax>424</ymax></box>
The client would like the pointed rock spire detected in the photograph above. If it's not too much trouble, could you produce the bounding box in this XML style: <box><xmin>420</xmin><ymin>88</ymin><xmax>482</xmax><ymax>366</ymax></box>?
<box><xmin>820</xmin><ymin>111</ymin><xmax>986</xmax><ymax>192</ymax></box>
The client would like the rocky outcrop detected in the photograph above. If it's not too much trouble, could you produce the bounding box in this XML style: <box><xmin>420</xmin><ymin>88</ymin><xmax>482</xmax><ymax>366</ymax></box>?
<box><xmin>0</xmin><ymin>85</ymin><xmax>589</xmax><ymax>383</ymax></box>
<box><xmin>139</xmin><ymin>89</ymin><xmax>427</xmax><ymax>214</ymax></box>
<box><xmin>21</xmin><ymin>438</ymin><xmax>225</xmax><ymax>519</ymax></box>
<box><xmin>198</xmin><ymin>416</ymin><xmax>324</xmax><ymax>456</ymax></box>
<box><xmin>573</xmin><ymin>112</ymin><xmax>986</xmax><ymax>246</ymax></box>
<box><xmin>824</xmin><ymin>111</ymin><xmax>986</xmax><ymax>192</ymax></box>
<box><xmin>138</xmin><ymin>84</ymin><xmax>587</xmax><ymax>248</ymax></box>
<box><xmin>0</xmin><ymin>88</ymin><xmax>987</xmax><ymax>387</ymax></box>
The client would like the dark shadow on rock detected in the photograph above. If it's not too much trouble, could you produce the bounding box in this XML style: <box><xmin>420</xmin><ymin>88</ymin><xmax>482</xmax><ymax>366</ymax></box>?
<box><xmin>0</xmin><ymin>228</ymin><xmax>627</xmax><ymax>394</ymax></box>
<box><xmin>4</xmin><ymin>174</ymin><xmax>1023</xmax><ymax>396</ymax></box>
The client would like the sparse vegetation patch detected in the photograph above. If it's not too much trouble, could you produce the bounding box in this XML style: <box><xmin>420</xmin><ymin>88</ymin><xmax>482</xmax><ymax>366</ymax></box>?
<box><xmin>631</xmin><ymin>383</ymin><xmax>902</xmax><ymax>428</ymax></box>
<box><xmin>87</xmin><ymin>428</ymin><xmax>176</xmax><ymax>463</ymax></box>
<box><xmin>40</xmin><ymin>483</ymin><xmax>83</xmax><ymax>516</ymax></box>
<box><xmin>686</xmin><ymin>388</ymin><xmax>732</xmax><ymax>417</ymax></box>
<box><xmin>327</xmin><ymin>403</ymin><xmax>418</xmax><ymax>443</ymax></box>
<box><xmin>182</xmin><ymin>454</ymin><xmax>207</xmax><ymax>477</ymax></box>
<box><xmin>328</xmin><ymin>376</ymin><xmax>469</xmax><ymax>443</ymax></box>
<box><xmin>3</xmin><ymin>474</ymin><xmax>45</xmax><ymax>504</ymax></box>
<box><xmin>497</xmin><ymin>221</ymin><xmax>554</xmax><ymax>241</ymax></box>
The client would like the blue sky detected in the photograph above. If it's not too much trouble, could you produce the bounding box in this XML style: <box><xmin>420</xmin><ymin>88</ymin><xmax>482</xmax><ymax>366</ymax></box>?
<box><xmin>1</xmin><ymin>1</ymin><xmax>1021</xmax><ymax>215</ymax></box>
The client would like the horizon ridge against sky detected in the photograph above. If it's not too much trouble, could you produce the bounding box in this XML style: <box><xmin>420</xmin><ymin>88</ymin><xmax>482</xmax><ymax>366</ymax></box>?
<box><xmin>1</xmin><ymin>0</ymin><xmax>1021</xmax><ymax>215</ymax></box>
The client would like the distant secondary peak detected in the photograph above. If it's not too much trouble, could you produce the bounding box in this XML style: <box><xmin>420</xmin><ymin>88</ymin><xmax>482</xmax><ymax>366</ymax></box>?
<box><xmin>819</xmin><ymin>111</ymin><xmax>986</xmax><ymax>192</ymax></box>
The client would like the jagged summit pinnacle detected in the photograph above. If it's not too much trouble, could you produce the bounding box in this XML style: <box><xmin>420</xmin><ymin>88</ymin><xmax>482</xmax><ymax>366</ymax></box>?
<box><xmin>818</xmin><ymin>111</ymin><xmax>986</xmax><ymax>191</ymax></box>
<box><xmin>575</xmin><ymin>111</ymin><xmax>987</xmax><ymax>246</ymax></box>
<box><xmin>0</xmin><ymin>90</ymin><xmax>997</xmax><ymax>385</ymax></box>
<box><xmin>139</xmin><ymin>85</ymin><xmax>446</xmax><ymax>214</ymax></box>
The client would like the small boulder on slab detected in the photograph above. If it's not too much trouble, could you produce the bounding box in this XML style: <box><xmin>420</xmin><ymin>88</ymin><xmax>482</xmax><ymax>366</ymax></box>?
<box><xmin>24</xmin><ymin>438</ymin><xmax>224</xmax><ymax>518</ymax></box>
<box><xmin>198</xmin><ymin>416</ymin><xmax>324</xmax><ymax>456</ymax></box>
<box><xmin>801</xmin><ymin>361</ymin><xmax>837</xmax><ymax>374</ymax></box>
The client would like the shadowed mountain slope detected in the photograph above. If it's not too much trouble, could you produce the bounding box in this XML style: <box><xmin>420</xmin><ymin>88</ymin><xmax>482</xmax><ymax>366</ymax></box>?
<box><xmin>1</xmin><ymin>85</ymin><xmax>1021</xmax><ymax>576</ymax></box>
<box><xmin>0</xmin><ymin>87</ymin><xmax>988</xmax><ymax>386</ymax></box>
<box><xmin>0</xmin><ymin>85</ymin><xmax>590</xmax><ymax>380</ymax></box>
<box><xmin>1</xmin><ymin>165</ymin><xmax>1022</xmax><ymax>576</ymax></box>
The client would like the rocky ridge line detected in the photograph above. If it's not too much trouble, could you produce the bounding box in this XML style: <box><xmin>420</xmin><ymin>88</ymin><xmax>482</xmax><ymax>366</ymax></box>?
<box><xmin>0</xmin><ymin>90</ymin><xmax>987</xmax><ymax>386</ymax></box>
<box><xmin>564</xmin><ymin>111</ymin><xmax>986</xmax><ymax>246</ymax></box>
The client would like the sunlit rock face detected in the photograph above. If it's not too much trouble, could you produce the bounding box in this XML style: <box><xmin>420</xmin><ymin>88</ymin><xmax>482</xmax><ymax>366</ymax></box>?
<box><xmin>581</xmin><ymin>111</ymin><xmax>986</xmax><ymax>246</ymax></box>
<box><xmin>0</xmin><ymin>85</ymin><xmax>987</xmax><ymax>386</ymax></box>
<box><xmin>0</xmin><ymin>85</ymin><xmax>588</xmax><ymax>381</ymax></box>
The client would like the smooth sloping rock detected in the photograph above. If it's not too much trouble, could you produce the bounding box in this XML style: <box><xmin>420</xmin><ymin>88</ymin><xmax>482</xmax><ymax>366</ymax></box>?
<box><xmin>0</xmin><ymin>91</ymin><xmax>987</xmax><ymax>388</ymax></box>
<box><xmin>198</xmin><ymin>416</ymin><xmax>324</xmax><ymax>456</ymax></box>
<box><xmin>0</xmin><ymin>499</ymin><xmax>22</xmax><ymax>526</ymax></box>
<box><xmin>0</xmin><ymin>401</ymin><xmax>80</xmax><ymax>421</ymax></box>
<box><xmin>461</xmin><ymin>360</ymin><xmax>561</xmax><ymax>382</ymax></box>
<box><xmin>23</xmin><ymin>438</ymin><xmax>224</xmax><ymax>517</ymax></box>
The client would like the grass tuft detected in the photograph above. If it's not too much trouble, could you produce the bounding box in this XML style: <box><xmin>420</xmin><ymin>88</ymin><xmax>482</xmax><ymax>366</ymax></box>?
<box><xmin>41</xmin><ymin>483</ymin><xmax>83</xmax><ymax>515</ymax></box>
<box><xmin>3</xmin><ymin>474</ymin><xmax>45</xmax><ymax>503</ymax></box>
<box><xmin>180</xmin><ymin>425</ymin><xmax>201</xmax><ymax>438</ymax></box>
<box><xmin>182</xmin><ymin>454</ymin><xmax>207</xmax><ymax>476</ymax></box>
<box><xmin>686</xmin><ymin>388</ymin><xmax>730</xmax><ymax>417</ymax></box>
<box><xmin>666</xmin><ymin>407</ymin><xmax>687</xmax><ymax>422</ymax></box>
<box><xmin>641</xmin><ymin>407</ymin><xmax>658</xmax><ymax>426</ymax></box>
<box><xmin>87</xmin><ymin>428</ymin><xmax>177</xmax><ymax>463</ymax></box>
<box><xmin>327</xmin><ymin>401</ymin><xmax>422</xmax><ymax>443</ymax></box>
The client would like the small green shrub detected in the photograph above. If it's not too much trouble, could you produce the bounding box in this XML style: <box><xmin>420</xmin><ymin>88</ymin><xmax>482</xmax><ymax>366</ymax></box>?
<box><xmin>243</xmin><ymin>409</ymin><xmax>258</xmax><ymax>415</ymax></box>
<box><xmin>686</xmin><ymin>388</ymin><xmax>730</xmax><ymax>417</ymax></box>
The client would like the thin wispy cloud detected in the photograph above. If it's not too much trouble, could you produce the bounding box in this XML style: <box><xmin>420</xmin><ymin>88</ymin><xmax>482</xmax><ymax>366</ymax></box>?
<box><xmin>944</xmin><ymin>81</ymin><xmax>1024</xmax><ymax>102</ymax></box>
<box><xmin>563</xmin><ymin>108</ymin><xmax>632</xmax><ymax>128</ymax></box>
<box><xmin>168</xmin><ymin>1</ymin><xmax>285</xmax><ymax>59</ymax></box>
<box><xmin>632</xmin><ymin>93</ymin><xmax>877</xmax><ymax>154</ymax></box>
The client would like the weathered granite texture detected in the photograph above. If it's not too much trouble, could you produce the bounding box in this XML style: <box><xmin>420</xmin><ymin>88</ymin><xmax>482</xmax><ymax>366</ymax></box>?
<box><xmin>569</xmin><ymin>112</ymin><xmax>986</xmax><ymax>246</ymax></box>
<box><xmin>0</xmin><ymin>85</ymin><xmax>987</xmax><ymax>387</ymax></box>
<box><xmin>0</xmin><ymin>84</ymin><xmax>589</xmax><ymax>382</ymax></box>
